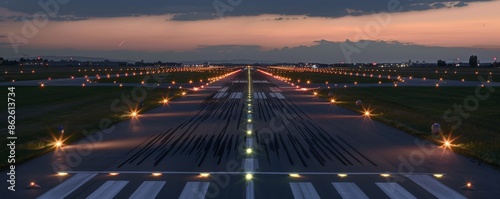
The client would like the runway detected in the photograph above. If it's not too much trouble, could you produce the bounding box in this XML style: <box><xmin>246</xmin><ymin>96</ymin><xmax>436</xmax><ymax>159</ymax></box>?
<box><xmin>2</xmin><ymin>67</ymin><xmax>499</xmax><ymax>198</ymax></box>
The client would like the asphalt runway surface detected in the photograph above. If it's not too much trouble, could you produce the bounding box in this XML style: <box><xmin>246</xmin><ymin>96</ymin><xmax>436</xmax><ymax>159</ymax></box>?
<box><xmin>2</xmin><ymin>68</ymin><xmax>500</xmax><ymax>198</ymax></box>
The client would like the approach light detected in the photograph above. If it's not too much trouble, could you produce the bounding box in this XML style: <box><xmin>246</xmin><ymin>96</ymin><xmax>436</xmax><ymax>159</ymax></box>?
<box><xmin>54</xmin><ymin>141</ymin><xmax>63</xmax><ymax>148</ymax></box>
<box><xmin>443</xmin><ymin>140</ymin><xmax>451</xmax><ymax>148</ymax></box>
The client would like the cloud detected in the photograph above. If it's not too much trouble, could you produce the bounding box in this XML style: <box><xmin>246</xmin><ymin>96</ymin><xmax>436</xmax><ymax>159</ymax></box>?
<box><xmin>0</xmin><ymin>1</ymin><xmax>489</xmax><ymax>21</ymax></box>
<box><xmin>0</xmin><ymin>7</ymin><xmax>86</xmax><ymax>21</ymax></box>
<box><xmin>345</xmin><ymin>8</ymin><xmax>365</xmax><ymax>15</ymax></box>
<box><xmin>16</xmin><ymin>15</ymin><xmax>87</xmax><ymax>21</ymax></box>
<box><xmin>170</xmin><ymin>12</ymin><xmax>218</xmax><ymax>21</ymax></box>
<box><xmin>454</xmin><ymin>1</ymin><xmax>469</xmax><ymax>7</ymax></box>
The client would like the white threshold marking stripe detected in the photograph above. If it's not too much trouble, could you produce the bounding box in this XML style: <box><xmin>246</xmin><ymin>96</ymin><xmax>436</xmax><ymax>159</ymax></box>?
<box><xmin>37</xmin><ymin>173</ymin><xmax>97</xmax><ymax>199</ymax></box>
<box><xmin>246</xmin><ymin>181</ymin><xmax>255</xmax><ymax>199</ymax></box>
<box><xmin>129</xmin><ymin>181</ymin><xmax>166</xmax><ymax>199</ymax></box>
<box><xmin>178</xmin><ymin>182</ymin><xmax>210</xmax><ymax>199</ymax></box>
<box><xmin>407</xmin><ymin>175</ymin><xmax>466</xmax><ymax>199</ymax></box>
<box><xmin>271</xmin><ymin>87</ymin><xmax>282</xmax><ymax>92</ymax></box>
<box><xmin>376</xmin><ymin>182</ymin><xmax>416</xmax><ymax>199</ymax></box>
<box><xmin>86</xmin><ymin>180</ymin><xmax>129</xmax><ymax>199</ymax></box>
<box><xmin>289</xmin><ymin>182</ymin><xmax>320</xmax><ymax>199</ymax></box>
<box><xmin>332</xmin><ymin>182</ymin><xmax>369</xmax><ymax>199</ymax></box>
<box><xmin>214</xmin><ymin>92</ymin><xmax>227</xmax><ymax>99</ymax></box>
<box><xmin>274</xmin><ymin>93</ymin><xmax>285</xmax><ymax>99</ymax></box>
<box><xmin>253</xmin><ymin>93</ymin><xmax>259</xmax><ymax>99</ymax></box>
<box><xmin>259</xmin><ymin>92</ymin><xmax>267</xmax><ymax>99</ymax></box>
<box><xmin>229</xmin><ymin>92</ymin><xmax>242</xmax><ymax>99</ymax></box>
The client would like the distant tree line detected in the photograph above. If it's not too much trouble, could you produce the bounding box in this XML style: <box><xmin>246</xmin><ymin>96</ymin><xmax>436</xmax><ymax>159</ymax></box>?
<box><xmin>437</xmin><ymin>55</ymin><xmax>495</xmax><ymax>67</ymax></box>
<box><xmin>469</xmin><ymin>55</ymin><xmax>478</xmax><ymax>67</ymax></box>
<box><xmin>0</xmin><ymin>57</ymin><xmax>19</xmax><ymax>66</ymax></box>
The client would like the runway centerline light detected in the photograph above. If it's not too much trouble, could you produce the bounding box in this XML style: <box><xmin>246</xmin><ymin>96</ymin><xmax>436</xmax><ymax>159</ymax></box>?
<box><xmin>57</xmin><ymin>172</ymin><xmax>68</xmax><ymax>176</ymax></box>
<box><xmin>200</xmin><ymin>173</ymin><xmax>210</xmax><ymax>177</ymax></box>
<box><xmin>109</xmin><ymin>173</ymin><xmax>119</xmax><ymax>176</ymax></box>
<box><xmin>245</xmin><ymin>173</ymin><xmax>253</xmax><ymax>180</ymax></box>
<box><xmin>289</xmin><ymin>174</ymin><xmax>300</xmax><ymax>178</ymax></box>
<box><xmin>433</xmin><ymin>174</ymin><xmax>444</xmax><ymax>178</ymax></box>
<box><xmin>338</xmin><ymin>174</ymin><xmax>348</xmax><ymax>178</ymax></box>
<box><xmin>152</xmin><ymin>173</ymin><xmax>162</xmax><ymax>176</ymax></box>
<box><xmin>380</xmin><ymin>173</ymin><xmax>391</xmax><ymax>177</ymax></box>
<box><xmin>246</xmin><ymin>148</ymin><xmax>253</xmax><ymax>154</ymax></box>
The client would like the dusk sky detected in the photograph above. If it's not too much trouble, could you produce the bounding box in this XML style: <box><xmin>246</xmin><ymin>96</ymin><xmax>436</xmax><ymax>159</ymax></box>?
<box><xmin>0</xmin><ymin>0</ymin><xmax>499</xmax><ymax>63</ymax></box>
